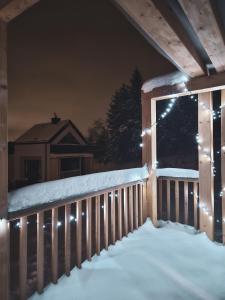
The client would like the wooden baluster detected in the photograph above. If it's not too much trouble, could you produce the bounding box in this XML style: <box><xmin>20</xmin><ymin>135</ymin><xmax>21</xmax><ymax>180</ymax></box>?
<box><xmin>134</xmin><ymin>184</ymin><xmax>139</xmax><ymax>229</ymax></box>
<box><xmin>184</xmin><ymin>181</ymin><xmax>189</xmax><ymax>224</ymax></box>
<box><xmin>175</xmin><ymin>180</ymin><xmax>180</xmax><ymax>223</ymax></box>
<box><xmin>167</xmin><ymin>180</ymin><xmax>171</xmax><ymax>220</ymax></box>
<box><xmin>118</xmin><ymin>189</ymin><xmax>122</xmax><ymax>240</ymax></box>
<box><xmin>104</xmin><ymin>193</ymin><xmax>109</xmax><ymax>250</ymax></box>
<box><xmin>158</xmin><ymin>179</ymin><xmax>163</xmax><ymax>219</ymax></box>
<box><xmin>123</xmin><ymin>188</ymin><xmax>128</xmax><ymax>235</ymax></box>
<box><xmin>37</xmin><ymin>212</ymin><xmax>44</xmax><ymax>294</ymax></box>
<box><xmin>51</xmin><ymin>208</ymin><xmax>58</xmax><ymax>284</ymax></box>
<box><xmin>76</xmin><ymin>201</ymin><xmax>82</xmax><ymax>268</ymax></box>
<box><xmin>65</xmin><ymin>204</ymin><xmax>71</xmax><ymax>276</ymax></box>
<box><xmin>139</xmin><ymin>184</ymin><xmax>143</xmax><ymax>225</ymax></box>
<box><xmin>129</xmin><ymin>186</ymin><xmax>134</xmax><ymax>232</ymax></box>
<box><xmin>0</xmin><ymin>219</ymin><xmax>9</xmax><ymax>300</ymax></box>
<box><xmin>193</xmin><ymin>182</ymin><xmax>198</xmax><ymax>229</ymax></box>
<box><xmin>111</xmin><ymin>191</ymin><xmax>116</xmax><ymax>244</ymax></box>
<box><xmin>86</xmin><ymin>198</ymin><xmax>92</xmax><ymax>261</ymax></box>
<box><xmin>95</xmin><ymin>196</ymin><xmax>100</xmax><ymax>255</ymax></box>
<box><xmin>20</xmin><ymin>216</ymin><xmax>27</xmax><ymax>300</ymax></box>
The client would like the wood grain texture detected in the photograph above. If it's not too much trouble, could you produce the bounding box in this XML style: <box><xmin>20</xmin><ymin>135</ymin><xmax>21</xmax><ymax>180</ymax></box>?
<box><xmin>184</xmin><ymin>181</ymin><xmax>189</xmax><ymax>224</ymax></box>
<box><xmin>103</xmin><ymin>193</ymin><xmax>109</xmax><ymax>250</ymax></box>
<box><xmin>51</xmin><ymin>208</ymin><xmax>58</xmax><ymax>284</ymax></box>
<box><xmin>179</xmin><ymin>0</ymin><xmax>225</xmax><ymax>72</ymax></box>
<box><xmin>175</xmin><ymin>181</ymin><xmax>180</xmax><ymax>223</ymax></box>
<box><xmin>115</xmin><ymin>0</ymin><xmax>203</xmax><ymax>77</ymax></box>
<box><xmin>20</xmin><ymin>216</ymin><xmax>27</xmax><ymax>300</ymax></box>
<box><xmin>65</xmin><ymin>204</ymin><xmax>71</xmax><ymax>276</ymax></box>
<box><xmin>123</xmin><ymin>188</ymin><xmax>128</xmax><ymax>235</ymax></box>
<box><xmin>86</xmin><ymin>198</ymin><xmax>92</xmax><ymax>261</ymax></box>
<box><xmin>95</xmin><ymin>196</ymin><xmax>100</xmax><ymax>255</ymax></box>
<box><xmin>37</xmin><ymin>212</ymin><xmax>44</xmax><ymax>294</ymax></box>
<box><xmin>134</xmin><ymin>184</ymin><xmax>139</xmax><ymax>229</ymax></box>
<box><xmin>118</xmin><ymin>189</ymin><xmax>122</xmax><ymax>239</ymax></box>
<box><xmin>76</xmin><ymin>201</ymin><xmax>82</xmax><ymax>268</ymax></box>
<box><xmin>166</xmin><ymin>180</ymin><xmax>170</xmax><ymax>220</ymax></box>
<box><xmin>128</xmin><ymin>186</ymin><xmax>134</xmax><ymax>232</ymax></box>
<box><xmin>0</xmin><ymin>219</ymin><xmax>9</xmax><ymax>300</ymax></box>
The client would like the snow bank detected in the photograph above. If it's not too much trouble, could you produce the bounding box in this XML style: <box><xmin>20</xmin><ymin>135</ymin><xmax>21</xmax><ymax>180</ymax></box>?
<box><xmin>156</xmin><ymin>168</ymin><xmax>199</xmax><ymax>179</ymax></box>
<box><xmin>30</xmin><ymin>219</ymin><xmax>225</xmax><ymax>300</ymax></box>
<box><xmin>142</xmin><ymin>71</ymin><xmax>189</xmax><ymax>93</ymax></box>
<box><xmin>9</xmin><ymin>166</ymin><xmax>149</xmax><ymax>213</ymax></box>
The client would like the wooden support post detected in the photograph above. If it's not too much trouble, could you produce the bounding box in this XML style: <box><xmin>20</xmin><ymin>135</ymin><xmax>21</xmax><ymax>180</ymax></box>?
<box><xmin>86</xmin><ymin>198</ymin><xmax>92</xmax><ymax>261</ymax></box>
<box><xmin>111</xmin><ymin>191</ymin><xmax>116</xmax><ymax>244</ymax></box>
<box><xmin>221</xmin><ymin>89</ymin><xmax>225</xmax><ymax>243</ymax></box>
<box><xmin>20</xmin><ymin>216</ymin><xmax>27</xmax><ymax>300</ymax></box>
<box><xmin>123</xmin><ymin>188</ymin><xmax>128</xmax><ymax>235</ymax></box>
<box><xmin>175</xmin><ymin>180</ymin><xmax>179</xmax><ymax>223</ymax></box>
<box><xmin>65</xmin><ymin>204</ymin><xmax>71</xmax><ymax>276</ymax></box>
<box><xmin>0</xmin><ymin>21</ymin><xmax>9</xmax><ymax>300</ymax></box>
<box><xmin>158</xmin><ymin>179</ymin><xmax>162</xmax><ymax>219</ymax></box>
<box><xmin>193</xmin><ymin>182</ymin><xmax>198</xmax><ymax>229</ymax></box>
<box><xmin>129</xmin><ymin>186</ymin><xmax>134</xmax><ymax>232</ymax></box>
<box><xmin>118</xmin><ymin>189</ymin><xmax>122</xmax><ymax>240</ymax></box>
<box><xmin>184</xmin><ymin>181</ymin><xmax>189</xmax><ymax>224</ymax></box>
<box><xmin>198</xmin><ymin>92</ymin><xmax>214</xmax><ymax>240</ymax></box>
<box><xmin>51</xmin><ymin>208</ymin><xmax>58</xmax><ymax>284</ymax></box>
<box><xmin>95</xmin><ymin>196</ymin><xmax>100</xmax><ymax>255</ymax></box>
<box><xmin>166</xmin><ymin>180</ymin><xmax>170</xmax><ymax>220</ymax></box>
<box><xmin>76</xmin><ymin>201</ymin><xmax>82</xmax><ymax>268</ymax></box>
<box><xmin>37</xmin><ymin>212</ymin><xmax>44</xmax><ymax>294</ymax></box>
<box><xmin>104</xmin><ymin>193</ymin><xmax>109</xmax><ymax>250</ymax></box>
<box><xmin>134</xmin><ymin>184</ymin><xmax>139</xmax><ymax>229</ymax></box>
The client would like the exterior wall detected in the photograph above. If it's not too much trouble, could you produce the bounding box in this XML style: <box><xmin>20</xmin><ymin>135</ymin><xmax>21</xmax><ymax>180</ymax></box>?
<box><xmin>14</xmin><ymin>143</ymin><xmax>46</xmax><ymax>185</ymax></box>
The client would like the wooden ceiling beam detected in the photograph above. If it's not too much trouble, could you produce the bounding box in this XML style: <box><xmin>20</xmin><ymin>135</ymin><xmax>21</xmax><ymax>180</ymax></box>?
<box><xmin>0</xmin><ymin>0</ymin><xmax>39</xmax><ymax>23</ymax></box>
<box><xmin>114</xmin><ymin>0</ymin><xmax>204</xmax><ymax>78</ymax></box>
<box><xmin>178</xmin><ymin>0</ymin><xmax>225</xmax><ymax>73</ymax></box>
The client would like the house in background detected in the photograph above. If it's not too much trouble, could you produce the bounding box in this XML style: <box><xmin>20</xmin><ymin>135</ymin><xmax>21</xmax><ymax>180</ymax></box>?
<box><xmin>9</xmin><ymin>115</ymin><xmax>94</xmax><ymax>189</ymax></box>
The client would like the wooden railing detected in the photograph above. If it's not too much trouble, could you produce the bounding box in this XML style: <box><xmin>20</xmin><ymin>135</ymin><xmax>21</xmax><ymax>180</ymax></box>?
<box><xmin>8</xmin><ymin>181</ymin><xmax>145</xmax><ymax>300</ymax></box>
<box><xmin>157</xmin><ymin>176</ymin><xmax>199</xmax><ymax>229</ymax></box>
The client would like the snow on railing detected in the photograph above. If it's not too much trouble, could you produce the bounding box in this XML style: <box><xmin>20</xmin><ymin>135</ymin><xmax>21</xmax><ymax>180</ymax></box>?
<box><xmin>156</xmin><ymin>168</ymin><xmax>199</xmax><ymax>179</ymax></box>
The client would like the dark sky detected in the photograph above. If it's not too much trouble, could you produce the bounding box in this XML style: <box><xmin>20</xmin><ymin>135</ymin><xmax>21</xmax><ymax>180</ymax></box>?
<box><xmin>8</xmin><ymin>0</ymin><xmax>174</xmax><ymax>141</ymax></box>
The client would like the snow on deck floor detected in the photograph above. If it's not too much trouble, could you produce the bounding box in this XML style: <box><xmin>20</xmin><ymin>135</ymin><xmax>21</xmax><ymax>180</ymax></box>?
<box><xmin>30</xmin><ymin>220</ymin><xmax>225</xmax><ymax>300</ymax></box>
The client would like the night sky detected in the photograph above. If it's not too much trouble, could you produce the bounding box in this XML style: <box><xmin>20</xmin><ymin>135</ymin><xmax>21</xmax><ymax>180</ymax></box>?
<box><xmin>7</xmin><ymin>0</ymin><xmax>174</xmax><ymax>141</ymax></box>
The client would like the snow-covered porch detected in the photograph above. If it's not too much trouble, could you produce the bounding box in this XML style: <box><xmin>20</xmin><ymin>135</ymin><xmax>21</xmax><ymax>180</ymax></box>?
<box><xmin>30</xmin><ymin>219</ymin><xmax>225</xmax><ymax>300</ymax></box>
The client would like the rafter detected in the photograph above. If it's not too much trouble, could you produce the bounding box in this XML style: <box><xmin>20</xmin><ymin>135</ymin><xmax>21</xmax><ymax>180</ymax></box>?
<box><xmin>0</xmin><ymin>0</ymin><xmax>39</xmax><ymax>22</ymax></box>
<box><xmin>178</xmin><ymin>0</ymin><xmax>225</xmax><ymax>73</ymax></box>
<box><xmin>114</xmin><ymin>0</ymin><xmax>204</xmax><ymax>78</ymax></box>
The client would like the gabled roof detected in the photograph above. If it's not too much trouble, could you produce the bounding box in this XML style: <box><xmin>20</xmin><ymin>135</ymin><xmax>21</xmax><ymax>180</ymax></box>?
<box><xmin>15</xmin><ymin>120</ymin><xmax>87</xmax><ymax>144</ymax></box>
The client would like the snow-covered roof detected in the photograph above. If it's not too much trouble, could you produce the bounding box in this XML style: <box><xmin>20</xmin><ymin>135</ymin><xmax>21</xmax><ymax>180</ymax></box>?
<box><xmin>142</xmin><ymin>71</ymin><xmax>189</xmax><ymax>93</ymax></box>
<box><xmin>15</xmin><ymin>120</ymin><xmax>86</xmax><ymax>144</ymax></box>
<box><xmin>9</xmin><ymin>166</ymin><xmax>149</xmax><ymax>213</ymax></box>
<box><xmin>156</xmin><ymin>168</ymin><xmax>199</xmax><ymax>179</ymax></box>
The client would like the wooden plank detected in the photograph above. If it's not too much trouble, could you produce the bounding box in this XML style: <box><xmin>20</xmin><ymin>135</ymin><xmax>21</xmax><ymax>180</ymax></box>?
<box><xmin>179</xmin><ymin>0</ymin><xmax>225</xmax><ymax>72</ymax></box>
<box><xmin>117</xmin><ymin>189</ymin><xmax>122</xmax><ymax>240</ymax></box>
<box><xmin>123</xmin><ymin>188</ymin><xmax>128</xmax><ymax>235</ymax></box>
<box><xmin>76</xmin><ymin>201</ymin><xmax>82</xmax><ymax>268</ymax></box>
<box><xmin>139</xmin><ymin>184</ymin><xmax>143</xmax><ymax>225</ymax></box>
<box><xmin>221</xmin><ymin>89</ymin><xmax>225</xmax><ymax>244</ymax></box>
<box><xmin>0</xmin><ymin>21</ymin><xmax>7</xmax><ymax>219</ymax></box>
<box><xmin>175</xmin><ymin>181</ymin><xmax>179</xmax><ymax>223</ymax></box>
<box><xmin>115</xmin><ymin>0</ymin><xmax>203</xmax><ymax>77</ymax></box>
<box><xmin>134</xmin><ymin>184</ymin><xmax>139</xmax><ymax>229</ymax></box>
<box><xmin>193</xmin><ymin>182</ymin><xmax>198</xmax><ymax>229</ymax></box>
<box><xmin>95</xmin><ymin>196</ymin><xmax>100</xmax><ymax>255</ymax></box>
<box><xmin>166</xmin><ymin>180</ymin><xmax>170</xmax><ymax>220</ymax></box>
<box><xmin>128</xmin><ymin>186</ymin><xmax>134</xmax><ymax>232</ymax></box>
<box><xmin>51</xmin><ymin>208</ymin><xmax>58</xmax><ymax>284</ymax></box>
<box><xmin>65</xmin><ymin>204</ymin><xmax>71</xmax><ymax>276</ymax></box>
<box><xmin>37</xmin><ymin>212</ymin><xmax>44</xmax><ymax>294</ymax></box>
<box><xmin>158</xmin><ymin>179</ymin><xmax>163</xmax><ymax>219</ymax></box>
<box><xmin>103</xmin><ymin>193</ymin><xmax>109</xmax><ymax>250</ymax></box>
<box><xmin>19</xmin><ymin>216</ymin><xmax>27</xmax><ymax>300</ymax></box>
<box><xmin>198</xmin><ymin>92</ymin><xmax>214</xmax><ymax>240</ymax></box>
<box><xmin>184</xmin><ymin>181</ymin><xmax>189</xmax><ymax>225</ymax></box>
<box><xmin>0</xmin><ymin>0</ymin><xmax>40</xmax><ymax>22</ymax></box>
<box><xmin>86</xmin><ymin>198</ymin><xmax>92</xmax><ymax>261</ymax></box>
<box><xmin>111</xmin><ymin>191</ymin><xmax>116</xmax><ymax>244</ymax></box>
<box><xmin>0</xmin><ymin>219</ymin><xmax>9</xmax><ymax>300</ymax></box>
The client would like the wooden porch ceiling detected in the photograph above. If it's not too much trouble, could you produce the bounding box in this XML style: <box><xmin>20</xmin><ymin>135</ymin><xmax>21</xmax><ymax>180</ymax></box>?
<box><xmin>114</xmin><ymin>0</ymin><xmax>225</xmax><ymax>78</ymax></box>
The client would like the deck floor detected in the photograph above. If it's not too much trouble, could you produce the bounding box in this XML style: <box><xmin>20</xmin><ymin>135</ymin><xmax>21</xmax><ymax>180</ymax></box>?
<box><xmin>30</xmin><ymin>220</ymin><xmax>225</xmax><ymax>300</ymax></box>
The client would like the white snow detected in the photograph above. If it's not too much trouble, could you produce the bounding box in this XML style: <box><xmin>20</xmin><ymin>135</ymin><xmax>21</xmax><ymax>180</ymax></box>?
<box><xmin>156</xmin><ymin>168</ymin><xmax>199</xmax><ymax>179</ymax></box>
<box><xmin>142</xmin><ymin>71</ymin><xmax>189</xmax><ymax>93</ymax></box>
<box><xmin>8</xmin><ymin>166</ymin><xmax>149</xmax><ymax>212</ymax></box>
<box><xmin>30</xmin><ymin>219</ymin><xmax>225</xmax><ymax>300</ymax></box>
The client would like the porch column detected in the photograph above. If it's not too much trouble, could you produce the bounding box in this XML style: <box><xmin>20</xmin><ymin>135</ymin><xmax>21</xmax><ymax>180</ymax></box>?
<box><xmin>198</xmin><ymin>92</ymin><xmax>214</xmax><ymax>240</ymax></box>
<box><xmin>221</xmin><ymin>89</ymin><xmax>225</xmax><ymax>244</ymax></box>
<box><xmin>0</xmin><ymin>20</ymin><xmax>9</xmax><ymax>300</ymax></box>
<box><xmin>141</xmin><ymin>91</ymin><xmax>157</xmax><ymax>225</ymax></box>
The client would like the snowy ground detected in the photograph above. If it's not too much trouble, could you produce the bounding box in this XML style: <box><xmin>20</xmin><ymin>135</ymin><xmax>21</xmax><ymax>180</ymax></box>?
<box><xmin>30</xmin><ymin>220</ymin><xmax>225</xmax><ymax>300</ymax></box>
